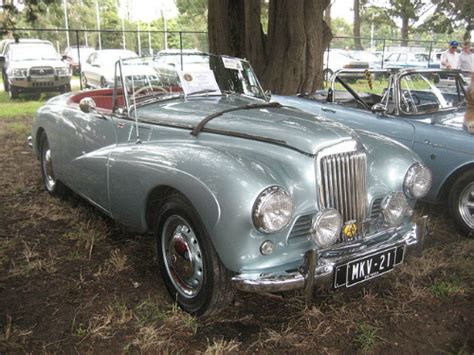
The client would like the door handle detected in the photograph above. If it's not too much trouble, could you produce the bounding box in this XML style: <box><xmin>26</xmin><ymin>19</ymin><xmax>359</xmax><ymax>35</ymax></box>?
<box><xmin>321</xmin><ymin>108</ymin><xmax>336</xmax><ymax>114</ymax></box>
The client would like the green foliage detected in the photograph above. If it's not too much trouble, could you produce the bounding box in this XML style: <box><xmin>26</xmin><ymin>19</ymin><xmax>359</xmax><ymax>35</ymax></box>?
<box><xmin>423</xmin><ymin>0</ymin><xmax>474</xmax><ymax>39</ymax></box>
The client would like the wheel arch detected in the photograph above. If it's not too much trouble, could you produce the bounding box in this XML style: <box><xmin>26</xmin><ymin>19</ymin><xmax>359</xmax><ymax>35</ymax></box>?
<box><xmin>34</xmin><ymin>127</ymin><xmax>46</xmax><ymax>159</ymax></box>
<box><xmin>437</xmin><ymin>162</ymin><xmax>474</xmax><ymax>201</ymax></box>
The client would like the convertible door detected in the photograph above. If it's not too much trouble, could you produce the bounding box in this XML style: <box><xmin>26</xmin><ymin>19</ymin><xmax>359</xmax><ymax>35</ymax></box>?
<box><xmin>59</xmin><ymin>107</ymin><xmax>117</xmax><ymax>213</ymax></box>
<box><xmin>317</xmin><ymin>104</ymin><xmax>416</xmax><ymax>148</ymax></box>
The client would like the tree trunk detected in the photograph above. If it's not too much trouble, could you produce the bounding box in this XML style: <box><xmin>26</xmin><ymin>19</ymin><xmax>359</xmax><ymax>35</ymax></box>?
<box><xmin>208</xmin><ymin>0</ymin><xmax>245</xmax><ymax>56</ymax></box>
<box><xmin>208</xmin><ymin>0</ymin><xmax>332</xmax><ymax>94</ymax></box>
<box><xmin>324</xmin><ymin>1</ymin><xmax>331</xmax><ymax>29</ymax></box>
<box><xmin>401</xmin><ymin>16</ymin><xmax>409</xmax><ymax>46</ymax></box>
<box><xmin>353</xmin><ymin>0</ymin><xmax>363</xmax><ymax>50</ymax></box>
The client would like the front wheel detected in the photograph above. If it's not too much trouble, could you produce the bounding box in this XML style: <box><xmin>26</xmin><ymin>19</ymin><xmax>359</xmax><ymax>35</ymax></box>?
<box><xmin>8</xmin><ymin>85</ymin><xmax>18</xmax><ymax>100</ymax></box>
<box><xmin>448</xmin><ymin>170</ymin><xmax>474</xmax><ymax>236</ymax></box>
<box><xmin>154</xmin><ymin>193</ymin><xmax>235</xmax><ymax>316</ymax></box>
<box><xmin>59</xmin><ymin>83</ymin><xmax>71</xmax><ymax>94</ymax></box>
<box><xmin>39</xmin><ymin>132</ymin><xmax>67</xmax><ymax>196</ymax></box>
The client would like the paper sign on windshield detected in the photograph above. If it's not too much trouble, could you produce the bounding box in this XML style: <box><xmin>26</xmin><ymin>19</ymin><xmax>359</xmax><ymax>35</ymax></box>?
<box><xmin>222</xmin><ymin>57</ymin><xmax>243</xmax><ymax>70</ymax></box>
<box><xmin>178</xmin><ymin>70</ymin><xmax>221</xmax><ymax>96</ymax></box>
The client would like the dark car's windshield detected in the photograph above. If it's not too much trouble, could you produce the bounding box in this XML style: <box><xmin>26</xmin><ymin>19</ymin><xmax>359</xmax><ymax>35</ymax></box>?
<box><xmin>9</xmin><ymin>44</ymin><xmax>60</xmax><ymax>61</ymax></box>
<box><xmin>116</xmin><ymin>54</ymin><xmax>265</xmax><ymax>111</ymax></box>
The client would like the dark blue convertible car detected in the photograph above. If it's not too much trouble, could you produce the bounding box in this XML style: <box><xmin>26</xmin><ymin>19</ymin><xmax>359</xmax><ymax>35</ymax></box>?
<box><xmin>275</xmin><ymin>68</ymin><xmax>473</xmax><ymax>235</ymax></box>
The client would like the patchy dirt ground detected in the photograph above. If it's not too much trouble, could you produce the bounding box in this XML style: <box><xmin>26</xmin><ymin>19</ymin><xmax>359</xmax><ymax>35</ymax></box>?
<box><xmin>1</xmin><ymin>116</ymin><xmax>473</xmax><ymax>353</ymax></box>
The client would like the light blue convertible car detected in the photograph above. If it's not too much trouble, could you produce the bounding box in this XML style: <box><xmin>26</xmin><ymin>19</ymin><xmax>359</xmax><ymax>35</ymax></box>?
<box><xmin>275</xmin><ymin>69</ymin><xmax>473</xmax><ymax>236</ymax></box>
<box><xmin>32</xmin><ymin>55</ymin><xmax>431</xmax><ymax>315</ymax></box>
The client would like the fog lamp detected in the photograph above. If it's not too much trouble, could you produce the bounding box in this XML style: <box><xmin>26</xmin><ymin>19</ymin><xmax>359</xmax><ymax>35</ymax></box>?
<box><xmin>311</xmin><ymin>208</ymin><xmax>343</xmax><ymax>247</ymax></box>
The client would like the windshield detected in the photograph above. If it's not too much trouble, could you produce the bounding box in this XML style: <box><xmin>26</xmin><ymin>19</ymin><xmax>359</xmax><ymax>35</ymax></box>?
<box><xmin>328</xmin><ymin>70</ymin><xmax>465</xmax><ymax>115</ymax></box>
<box><xmin>67</xmin><ymin>47</ymin><xmax>94</xmax><ymax>61</ymax></box>
<box><xmin>398</xmin><ymin>72</ymin><xmax>465</xmax><ymax>114</ymax></box>
<box><xmin>9</xmin><ymin>44</ymin><xmax>59</xmax><ymax>61</ymax></box>
<box><xmin>115</xmin><ymin>54</ymin><xmax>265</xmax><ymax>111</ymax></box>
<box><xmin>100</xmin><ymin>50</ymin><xmax>138</xmax><ymax>66</ymax></box>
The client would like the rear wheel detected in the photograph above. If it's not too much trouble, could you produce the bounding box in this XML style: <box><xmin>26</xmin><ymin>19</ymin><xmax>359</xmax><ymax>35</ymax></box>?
<box><xmin>2</xmin><ymin>72</ymin><xmax>9</xmax><ymax>92</ymax></box>
<box><xmin>448</xmin><ymin>170</ymin><xmax>474</xmax><ymax>236</ymax></box>
<box><xmin>59</xmin><ymin>84</ymin><xmax>71</xmax><ymax>94</ymax></box>
<box><xmin>81</xmin><ymin>74</ymin><xmax>89</xmax><ymax>89</ymax></box>
<box><xmin>39</xmin><ymin>132</ymin><xmax>67</xmax><ymax>196</ymax></box>
<box><xmin>8</xmin><ymin>85</ymin><xmax>18</xmax><ymax>100</ymax></box>
<box><xmin>154</xmin><ymin>193</ymin><xmax>235</xmax><ymax>316</ymax></box>
<box><xmin>100</xmin><ymin>76</ymin><xmax>107</xmax><ymax>88</ymax></box>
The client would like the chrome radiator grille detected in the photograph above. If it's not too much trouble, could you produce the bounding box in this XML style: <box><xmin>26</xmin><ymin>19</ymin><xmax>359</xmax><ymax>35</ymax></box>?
<box><xmin>30</xmin><ymin>67</ymin><xmax>55</xmax><ymax>76</ymax></box>
<box><xmin>319</xmin><ymin>149</ymin><xmax>368</xmax><ymax>237</ymax></box>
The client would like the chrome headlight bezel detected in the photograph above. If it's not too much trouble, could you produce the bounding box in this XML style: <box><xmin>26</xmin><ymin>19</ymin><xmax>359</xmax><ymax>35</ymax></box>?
<box><xmin>55</xmin><ymin>67</ymin><xmax>70</xmax><ymax>76</ymax></box>
<box><xmin>404</xmin><ymin>162</ymin><xmax>432</xmax><ymax>199</ymax></box>
<box><xmin>11</xmin><ymin>68</ymin><xmax>28</xmax><ymax>78</ymax></box>
<box><xmin>311</xmin><ymin>208</ymin><xmax>343</xmax><ymax>247</ymax></box>
<box><xmin>252</xmin><ymin>186</ymin><xmax>294</xmax><ymax>234</ymax></box>
<box><xmin>382</xmin><ymin>191</ymin><xmax>413</xmax><ymax>227</ymax></box>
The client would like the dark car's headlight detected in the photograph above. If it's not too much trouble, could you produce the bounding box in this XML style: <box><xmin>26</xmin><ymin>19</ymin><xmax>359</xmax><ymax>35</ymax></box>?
<box><xmin>253</xmin><ymin>186</ymin><xmax>293</xmax><ymax>233</ymax></box>
<box><xmin>56</xmin><ymin>67</ymin><xmax>70</xmax><ymax>76</ymax></box>
<box><xmin>404</xmin><ymin>163</ymin><xmax>432</xmax><ymax>199</ymax></box>
<box><xmin>383</xmin><ymin>192</ymin><xmax>413</xmax><ymax>226</ymax></box>
<box><xmin>11</xmin><ymin>68</ymin><xmax>28</xmax><ymax>77</ymax></box>
<box><xmin>311</xmin><ymin>208</ymin><xmax>343</xmax><ymax>247</ymax></box>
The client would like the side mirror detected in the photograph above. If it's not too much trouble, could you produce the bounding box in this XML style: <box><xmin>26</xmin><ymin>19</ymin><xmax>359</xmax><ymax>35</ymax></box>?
<box><xmin>264</xmin><ymin>89</ymin><xmax>272</xmax><ymax>101</ymax></box>
<box><xmin>61</xmin><ymin>55</ymin><xmax>69</xmax><ymax>61</ymax></box>
<box><xmin>79</xmin><ymin>97</ymin><xmax>97</xmax><ymax>113</ymax></box>
<box><xmin>371</xmin><ymin>103</ymin><xmax>386</xmax><ymax>113</ymax></box>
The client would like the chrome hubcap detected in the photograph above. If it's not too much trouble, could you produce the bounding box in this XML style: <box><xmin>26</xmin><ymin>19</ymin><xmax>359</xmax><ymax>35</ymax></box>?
<box><xmin>42</xmin><ymin>143</ymin><xmax>56</xmax><ymax>191</ymax></box>
<box><xmin>458</xmin><ymin>182</ymin><xmax>474</xmax><ymax>229</ymax></box>
<box><xmin>162</xmin><ymin>215</ymin><xmax>204</xmax><ymax>298</ymax></box>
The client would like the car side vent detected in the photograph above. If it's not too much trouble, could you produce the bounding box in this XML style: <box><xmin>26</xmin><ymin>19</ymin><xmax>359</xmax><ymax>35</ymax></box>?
<box><xmin>287</xmin><ymin>214</ymin><xmax>312</xmax><ymax>246</ymax></box>
<box><xmin>370</xmin><ymin>197</ymin><xmax>384</xmax><ymax>220</ymax></box>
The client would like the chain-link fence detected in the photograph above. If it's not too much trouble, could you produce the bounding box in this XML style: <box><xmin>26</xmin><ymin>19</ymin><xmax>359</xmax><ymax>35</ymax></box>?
<box><xmin>1</xmin><ymin>27</ymin><xmax>208</xmax><ymax>90</ymax></box>
<box><xmin>1</xmin><ymin>28</ymin><xmax>459</xmax><ymax>90</ymax></box>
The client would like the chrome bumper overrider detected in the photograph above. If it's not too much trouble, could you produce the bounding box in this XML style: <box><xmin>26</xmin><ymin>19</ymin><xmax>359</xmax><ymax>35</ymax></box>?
<box><xmin>232</xmin><ymin>216</ymin><xmax>428</xmax><ymax>293</ymax></box>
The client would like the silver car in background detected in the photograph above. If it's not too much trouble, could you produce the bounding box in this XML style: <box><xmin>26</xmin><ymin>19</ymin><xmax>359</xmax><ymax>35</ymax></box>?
<box><xmin>81</xmin><ymin>49</ymin><xmax>138</xmax><ymax>88</ymax></box>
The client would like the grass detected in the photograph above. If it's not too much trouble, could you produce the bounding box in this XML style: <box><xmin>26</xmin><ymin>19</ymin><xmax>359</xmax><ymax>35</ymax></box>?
<box><xmin>430</xmin><ymin>280</ymin><xmax>465</xmax><ymax>298</ymax></box>
<box><xmin>354</xmin><ymin>322</ymin><xmax>380</xmax><ymax>352</ymax></box>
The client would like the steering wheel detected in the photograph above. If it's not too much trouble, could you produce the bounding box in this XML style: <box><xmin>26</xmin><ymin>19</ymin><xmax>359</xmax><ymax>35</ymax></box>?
<box><xmin>131</xmin><ymin>85</ymin><xmax>168</xmax><ymax>100</ymax></box>
<box><xmin>401</xmin><ymin>91</ymin><xmax>420</xmax><ymax>113</ymax></box>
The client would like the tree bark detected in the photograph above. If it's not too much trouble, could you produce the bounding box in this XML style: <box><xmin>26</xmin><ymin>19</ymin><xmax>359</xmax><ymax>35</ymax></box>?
<box><xmin>208</xmin><ymin>0</ymin><xmax>332</xmax><ymax>94</ymax></box>
<box><xmin>401</xmin><ymin>16</ymin><xmax>409</xmax><ymax>46</ymax></box>
<box><xmin>208</xmin><ymin>0</ymin><xmax>245</xmax><ymax>56</ymax></box>
<box><xmin>353</xmin><ymin>0</ymin><xmax>363</xmax><ymax>50</ymax></box>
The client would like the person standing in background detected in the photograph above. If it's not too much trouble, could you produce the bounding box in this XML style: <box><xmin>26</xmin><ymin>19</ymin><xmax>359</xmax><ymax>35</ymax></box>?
<box><xmin>465</xmin><ymin>74</ymin><xmax>474</xmax><ymax>134</ymax></box>
<box><xmin>458</xmin><ymin>41</ymin><xmax>474</xmax><ymax>73</ymax></box>
<box><xmin>440</xmin><ymin>40</ymin><xmax>460</xmax><ymax>69</ymax></box>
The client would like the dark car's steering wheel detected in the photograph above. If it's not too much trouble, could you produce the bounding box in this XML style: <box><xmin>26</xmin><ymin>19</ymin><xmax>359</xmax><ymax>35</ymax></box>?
<box><xmin>401</xmin><ymin>91</ymin><xmax>420</xmax><ymax>113</ymax></box>
<box><xmin>131</xmin><ymin>85</ymin><xmax>168</xmax><ymax>100</ymax></box>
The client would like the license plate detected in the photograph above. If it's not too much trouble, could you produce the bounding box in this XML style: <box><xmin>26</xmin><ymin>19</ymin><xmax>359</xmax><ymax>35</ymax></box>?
<box><xmin>334</xmin><ymin>246</ymin><xmax>405</xmax><ymax>288</ymax></box>
<box><xmin>32</xmin><ymin>76</ymin><xmax>54</xmax><ymax>82</ymax></box>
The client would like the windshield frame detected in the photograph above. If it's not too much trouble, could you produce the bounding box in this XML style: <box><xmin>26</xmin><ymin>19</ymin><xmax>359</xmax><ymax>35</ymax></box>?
<box><xmin>112</xmin><ymin>53</ymin><xmax>266</xmax><ymax>116</ymax></box>
<box><xmin>8</xmin><ymin>43</ymin><xmax>60</xmax><ymax>62</ymax></box>
<box><xmin>328</xmin><ymin>68</ymin><xmax>466</xmax><ymax>116</ymax></box>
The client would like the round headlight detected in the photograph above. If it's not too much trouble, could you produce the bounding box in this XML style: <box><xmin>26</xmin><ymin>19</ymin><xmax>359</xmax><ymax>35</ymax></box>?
<box><xmin>404</xmin><ymin>163</ymin><xmax>432</xmax><ymax>199</ymax></box>
<box><xmin>253</xmin><ymin>186</ymin><xmax>293</xmax><ymax>233</ymax></box>
<box><xmin>382</xmin><ymin>192</ymin><xmax>413</xmax><ymax>227</ymax></box>
<box><xmin>311</xmin><ymin>209</ymin><xmax>343</xmax><ymax>247</ymax></box>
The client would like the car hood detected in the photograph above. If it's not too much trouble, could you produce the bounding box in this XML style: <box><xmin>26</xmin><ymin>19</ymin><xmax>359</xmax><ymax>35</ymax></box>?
<box><xmin>8</xmin><ymin>59</ymin><xmax>68</xmax><ymax>69</ymax></box>
<box><xmin>137</xmin><ymin>95</ymin><xmax>358</xmax><ymax>155</ymax></box>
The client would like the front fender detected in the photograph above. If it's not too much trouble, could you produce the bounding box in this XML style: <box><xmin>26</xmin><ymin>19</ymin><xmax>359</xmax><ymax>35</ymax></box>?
<box><xmin>107</xmin><ymin>140</ymin><xmax>316</xmax><ymax>272</ymax></box>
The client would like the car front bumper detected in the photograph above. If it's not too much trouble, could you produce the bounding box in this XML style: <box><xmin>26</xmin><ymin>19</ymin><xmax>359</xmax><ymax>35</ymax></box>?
<box><xmin>232</xmin><ymin>216</ymin><xmax>428</xmax><ymax>293</ymax></box>
<box><xmin>9</xmin><ymin>76</ymin><xmax>71</xmax><ymax>91</ymax></box>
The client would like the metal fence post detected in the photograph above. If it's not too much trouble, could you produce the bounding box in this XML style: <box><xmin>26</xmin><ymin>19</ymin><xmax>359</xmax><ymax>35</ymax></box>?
<box><xmin>76</xmin><ymin>30</ymin><xmax>82</xmax><ymax>90</ymax></box>
<box><xmin>381</xmin><ymin>39</ymin><xmax>386</xmax><ymax>69</ymax></box>
<box><xmin>179</xmin><ymin>31</ymin><xmax>183</xmax><ymax>71</ymax></box>
<box><xmin>427</xmin><ymin>41</ymin><xmax>433</xmax><ymax>68</ymax></box>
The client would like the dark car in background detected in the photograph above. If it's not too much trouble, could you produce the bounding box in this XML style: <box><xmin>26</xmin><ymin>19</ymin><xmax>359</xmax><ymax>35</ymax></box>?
<box><xmin>63</xmin><ymin>45</ymin><xmax>95</xmax><ymax>75</ymax></box>
<box><xmin>0</xmin><ymin>41</ymin><xmax>71</xmax><ymax>99</ymax></box>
